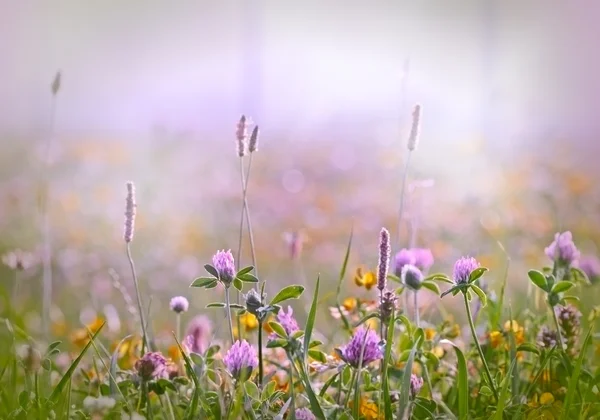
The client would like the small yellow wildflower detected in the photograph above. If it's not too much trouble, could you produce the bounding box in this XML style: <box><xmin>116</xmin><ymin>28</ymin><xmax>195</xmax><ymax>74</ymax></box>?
<box><xmin>539</xmin><ymin>392</ymin><xmax>555</xmax><ymax>405</ymax></box>
<box><xmin>354</xmin><ymin>267</ymin><xmax>377</xmax><ymax>290</ymax></box>
<box><xmin>424</xmin><ymin>328</ymin><xmax>436</xmax><ymax>341</ymax></box>
<box><xmin>70</xmin><ymin>317</ymin><xmax>105</xmax><ymax>348</ymax></box>
<box><xmin>489</xmin><ymin>331</ymin><xmax>504</xmax><ymax>349</ymax></box>
<box><xmin>342</xmin><ymin>297</ymin><xmax>358</xmax><ymax>312</ymax></box>
<box><xmin>240</xmin><ymin>312</ymin><xmax>258</xmax><ymax>331</ymax></box>
<box><xmin>350</xmin><ymin>398</ymin><xmax>379</xmax><ymax>420</ymax></box>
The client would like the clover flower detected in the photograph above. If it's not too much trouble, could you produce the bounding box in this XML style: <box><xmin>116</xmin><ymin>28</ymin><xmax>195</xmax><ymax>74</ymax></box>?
<box><xmin>135</xmin><ymin>352</ymin><xmax>168</xmax><ymax>381</ymax></box>
<box><xmin>410</xmin><ymin>374</ymin><xmax>424</xmax><ymax>399</ymax></box>
<box><xmin>244</xmin><ymin>288</ymin><xmax>263</xmax><ymax>316</ymax></box>
<box><xmin>555</xmin><ymin>304</ymin><xmax>582</xmax><ymax>355</ymax></box>
<box><xmin>545</xmin><ymin>231</ymin><xmax>580</xmax><ymax>267</ymax></box>
<box><xmin>223</xmin><ymin>340</ymin><xmax>258</xmax><ymax>380</ymax></box>
<box><xmin>169</xmin><ymin>296</ymin><xmax>189</xmax><ymax>314</ymax></box>
<box><xmin>295</xmin><ymin>408</ymin><xmax>316</xmax><ymax>420</ymax></box>
<box><xmin>212</xmin><ymin>249</ymin><xmax>236</xmax><ymax>286</ymax></box>
<box><xmin>401</xmin><ymin>264</ymin><xmax>424</xmax><ymax>291</ymax></box>
<box><xmin>537</xmin><ymin>326</ymin><xmax>560</xmax><ymax>349</ymax></box>
<box><xmin>340</xmin><ymin>327</ymin><xmax>382</xmax><ymax>368</ymax></box>
<box><xmin>412</xmin><ymin>248</ymin><xmax>434</xmax><ymax>272</ymax></box>
<box><xmin>184</xmin><ymin>315</ymin><xmax>213</xmax><ymax>354</ymax></box>
<box><xmin>393</xmin><ymin>249</ymin><xmax>416</xmax><ymax>277</ymax></box>
<box><xmin>277</xmin><ymin>306</ymin><xmax>299</xmax><ymax>335</ymax></box>
<box><xmin>452</xmin><ymin>256</ymin><xmax>479</xmax><ymax>285</ymax></box>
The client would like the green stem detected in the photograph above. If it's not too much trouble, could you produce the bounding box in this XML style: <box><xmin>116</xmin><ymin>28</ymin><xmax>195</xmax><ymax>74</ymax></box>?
<box><xmin>397</xmin><ymin>151</ymin><xmax>412</xmax><ymax>250</ymax></box>
<box><xmin>551</xmin><ymin>306</ymin><xmax>565</xmax><ymax>352</ymax></box>
<box><xmin>244</xmin><ymin>154</ymin><xmax>258</xmax><ymax>275</ymax></box>
<box><xmin>258</xmin><ymin>319</ymin><xmax>264</xmax><ymax>388</ymax></box>
<box><xmin>414</xmin><ymin>290</ymin><xmax>420</xmax><ymax>327</ymax></box>
<box><xmin>344</xmin><ymin>369</ymin><xmax>357</xmax><ymax>408</ymax></box>
<box><xmin>176</xmin><ymin>313</ymin><xmax>181</xmax><ymax>343</ymax></box>
<box><xmin>464</xmin><ymin>292</ymin><xmax>499</xmax><ymax>401</ymax></box>
<box><xmin>225</xmin><ymin>287</ymin><xmax>235</xmax><ymax>344</ymax></box>
<box><xmin>289</xmin><ymin>361</ymin><xmax>296</xmax><ymax>420</ymax></box>
<box><xmin>127</xmin><ymin>243</ymin><xmax>150</xmax><ymax>354</ymax></box>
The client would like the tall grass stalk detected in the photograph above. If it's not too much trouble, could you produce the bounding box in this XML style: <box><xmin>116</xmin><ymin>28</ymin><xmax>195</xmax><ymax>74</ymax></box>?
<box><xmin>224</xmin><ymin>286</ymin><xmax>235</xmax><ymax>344</ymax></box>
<box><xmin>127</xmin><ymin>244</ymin><xmax>150</xmax><ymax>353</ymax></box>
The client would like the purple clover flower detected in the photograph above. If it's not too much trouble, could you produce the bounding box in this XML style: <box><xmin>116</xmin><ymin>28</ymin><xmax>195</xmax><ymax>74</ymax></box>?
<box><xmin>410</xmin><ymin>374</ymin><xmax>424</xmax><ymax>399</ymax></box>
<box><xmin>393</xmin><ymin>249</ymin><xmax>416</xmax><ymax>277</ymax></box>
<box><xmin>578</xmin><ymin>255</ymin><xmax>600</xmax><ymax>284</ymax></box>
<box><xmin>412</xmin><ymin>248</ymin><xmax>434</xmax><ymax>272</ymax></box>
<box><xmin>135</xmin><ymin>352</ymin><xmax>168</xmax><ymax>381</ymax></box>
<box><xmin>295</xmin><ymin>408</ymin><xmax>316</xmax><ymax>420</ymax></box>
<box><xmin>544</xmin><ymin>231</ymin><xmax>580</xmax><ymax>267</ymax></box>
<box><xmin>223</xmin><ymin>340</ymin><xmax>258</xmax><ymax>380</ymax></box>
<box><xmin>169</xmin><ymin>296</ymin><xmax>189</xmax><ymax>314</ymax></box>
<box><xmin>341</xmin><ymin>327</ymin><xmax>382</xmax><ymax>368</ymax></box>
<box><xmin>277</xmin><ymin>306</ymin><xmax>299</xmax><ymax>335</ymax></box>
<box><xmin>453</xmin><ymin>256</ymin><xmax>479</xmax><ymax>285</ymax></box>
<box><xmin>184</xmin><ymin>315</ymin><xmax>213</xmax><ymax>354</ymax></box>
<box><xmin>212</xmin><ymin>250</ymin><xmax>236</xmax><ymax>285</ymax></box>
<box><xmin>401</xmin><ymin>264</ymin><xmax>424</xmax><ymax>290</ymax></box>
<box><xmin>377</xmin><ymin>228</ymin><xmax>391</xmax><ymax>291</ymax></box>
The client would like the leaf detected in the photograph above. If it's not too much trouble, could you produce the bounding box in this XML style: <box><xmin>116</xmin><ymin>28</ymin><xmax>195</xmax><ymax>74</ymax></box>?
<box><xmin>190</xmin><ymin>277</ymin><xmax>217</xmax><ymax>288</ymax></box>
<box><xmin>469</xmin><ymin>267</ymin><xmax>488</xmax><ymax>283</ymax></box>
<box><xmin>244</xmin><ymin>380</ymin><xmax>260</xmax><ymax>400</ymax></box>
<box><xmin>492</xmin><ymin>358</ymin><xmax>516</xmax><ymax>420</ymax></box>
<box><xmin>237</xmin><ymin>273</ymin><xmax>259</xmax><ymax>283</ymax></box>
<box><xmin>424</xmin><ymin>272</ymin><xmax>453</xmax><ymax>283</ymax></box>
<box><xmin>205</xmin><ymin>280</ymin><xmax>218</xmax><ymax>289</ymax></box>
<box><xmin>440</xmin><ymin>286</ymin><xmax>459</xmax><ymax>299</ymax></box>
<box><xmin>110</xmin><ymin>335</ymin><xmax>132</xmax><ymax>398</ymax></box>
<box><xmin>205</xmin><ymin>345</ymin><xmax>220</xmax><ymax>359</ymax></box>
<box><xmin>420</xmin><ymin>281</ymin><xmax>440</xmax><ymax>295</ymax></box>
<box><xmin>48</xmin><ymin>322</ymin><xmax>105</xmax><ymax>404</ymax></box>
<box><xmin>471</xmin><ymin>284</ymin><xmax>487</xmax><ymax>307</ymax></box>
<box><xmin>45</xmin><ymin>341</ymin><xmax>61</xmax><ymax>356</ymax></box>
<box><xmin>204</xmin><ymin>264</ymin><xmax>219</xmax><ymax>278</ymax></box>
<box><xmin>335</xmin><ymin>228</ymin><xmax>353</xmax><ymax>332</ymax></box>
<box><xmin>318</xmin><ymin>372</ymin><xmax>340</xmax><ymax>397</ymax></box>
<box><xmin>352</xmin><ymin>312</ymin><xmax>379</xmax><ymax>328</ymax></box>
<box><xmin>570</xmin><ymin>267</ymin><xmax>591</xmax><ymax>285</ymax></box>
<box><xmin>479</xmin><ymin>385</ymin><xmax>492</xmax><ymax>396</ymax></box>
<box><xmin>551</xmin><ymin>281</ymin><xmax>574</xmax><ymax>294</ymax></box>
<box><xmin>237</xmin><ymin>266</ymin><xmax>254</xmax><ymax>277</ymax></box>
<box><xmin>206</xmin><ymin>302</ymin><xmax>226</xmax><ymax>308</ymax></box>
<box><xmin>233</xmin><ymin>278</ymin><xmax>243</xmax><ymax>291</ymax></box>
<box><xmin>440</xmin><ymin>339</ymin><xmax>468</xmax><ymax>420</ymax></box>
<box><xmin>396</xmin><ymin>315</ymin><xmax>413</xmax><ymax>336</ymax></box>
<box><xmin>268</xmin><ymin>322</ymin><xmax>288</xmax><ymax>338</ymax></box>
<box><xmin>172</xmin><ymin>333</ymin><xmax>200</xmax><ymax>420</ymax></box>
<box><xmin>307</xmin><ymin>350</ymin><xmax>327</xmax><ymax>363</ymax></box>
<box><xmin>398</xmin><ymin>339</ymin><xmax>420</xmax><ymax>419</ymax></box>
<box><xmin>266</xmin><ymin>339</ymin><xmax>287</xmax><ymax>348</ymax></box>
<box><xmin>387</xmin><ymin>273</ymin><xmax>402</xmax><ymax>283</ymax></box>
<box><xmin>304</xmin><ymin>276</ymin><xmax>319</xmax><ymax>365</ymax></box>
<box><xmin>228</xmin><ymin>303</ymin><xmax>245</xmax><ymax>310</ymax></box>
<box><xmin>527</xmin><ymin>270</ymin><xmax>548</xmax><ymax>292</ymax></box>
<box><xmin>270</xmin><ymin>285</ymin><xmax>305</xmax><ymax>305</ymax></box>
<box><xmin>562</xmin><ymin>327</ymin><xmax>593</xmax><ymax>419</ymax></box>
<box><xmin>18</xmin><ymin>390</ymin><xmax>29</xmax><ymax>409</ymax></box>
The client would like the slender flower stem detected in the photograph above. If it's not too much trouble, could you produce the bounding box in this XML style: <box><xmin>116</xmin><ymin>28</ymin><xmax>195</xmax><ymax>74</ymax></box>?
<box><xmin>414</xmin><ymin>291</ymin><xmax>420</xmax><ymax>327</ymax></box>
<box><xmin>224</xmin><ymin>287</ymin><xmax>235</xmax><ymax>344</ymax></box>
<box><xmin>551</xmin><ymin>306</ymin><xmax>565</xmax><ymax>352</ymax></box>
<box><xmin>379</xmin><ymin>289</ymin><xmax>384</xmax><ymax>339</ymax></box>
<box><xmin>288</xmin><ymin>360</ymin><xmax>296</xmax><ymax>420</ymax></box>
<box><xmin>398</xmin><ymin>151</ymin><xmax>413</xmax><ymax>315</ymax></box>
<box><xmin>127</xmin><ymin>243</ymin><xmax>149</xmax><ymax>354</ymax></box>
<box><xmin>464</xmin><ymin>293</ymin><xmax>498</xmax><ymax>401</ymax></box>
<box><xmin>258</xmin><ymin>320</ymin><xmax>264</xmax><ymax>388</ymax></box>
<box><xmin>176</xmin><ymin>313</ymin><xmax>181</xmax><ymax>343</ymax></box>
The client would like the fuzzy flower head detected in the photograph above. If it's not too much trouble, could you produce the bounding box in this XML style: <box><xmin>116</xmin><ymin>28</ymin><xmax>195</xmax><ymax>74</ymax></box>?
<box><xmin>379</xmin><ymin>289</ymin><xmax>397</xmax><ymax>324</ymax></box>
<box><xmin>249</xmin><ymin>125</ymin><xmax>259</xmax><ymax>153</ymax></box>
<box><xmin>223</xmin><ymin>340</ymin><xmax>258</xmax><ymax>380</ymax></box>
<box><xmin>123</xmin><ymin>182</ymin><xmax>136</xmax><ymax>243</ymax></box>
<box><xmin>277</xmin><ymin>306</ymin><xmax>299</xmax><ymax>335</ymax></box>
<box><xmin>393</xmin><ymin>249</ymin><xmax>416</xmax><ymax>277</ymax></box>
<box><xmin>236</xmin><ymin>115</ymin><xmax>248</xmax><ymax>157</ymax></box>
<box><xmin>545</xmin><ymin>231</ymin><xmax>580</xmax><ymax>267</ymax></box>
<box><xmin>341</xmin><ymin>327</ymin><xmax>383</xmax><ymax>368</ymax></box>
<box><xmin>401</xmin><ymin>264</ymin><xmax>424</xmax><ymax>291</ymax></box>
<box><xmin>578</xmin><ymin>255</ymin><xmax>600</xmax><ymax>284</ymax></box>
<box><xmin>407</xmin><ymin>104</ymin><xmax>422</xmax><ymax>151</ymax></box>
<box><xmin>169</xmin><ymin>296</ymin><xmax>189</xmax><ymax>314</ymax></box>
<box><xmin>212</xmin><ymin>250</ymin><xmax>236</xmax><ymax>285</ymax></box>
<box><xmin>412</xmin><ymin>248</ymin><xmax>434</xmax><ymax>272</ymax></box>
<box><xmin>377</xmin><ymin>228</ymin><xmax>391</xmax><ymax>291</ymax></box>
<box><xmin>410</xmin><ymin>374</ymin><xmax>424</xmax><ymax>399</ymax></box>
<box><xmin>452</xmin><ymin>256</ymin><xmax>479</xmax><ymax>285</ymax></box>
<box><xmin>537</xmin><ymin>326</ymin><xmax>560</xmax><ymax>349</ymax></box>
<box><xmin>135</xmin><ymin>352</ymin><xmax>168</xmax><ymax>381</ymax></box>
<box><xmin>295</xmin><ymin>408</ymin><xmax>316</xmax><ymax>420</ymax></box>
<box><xmin>2</xmin><ymin>249</ymin><xmax>36</xmax><ymax>271</ymax></box>
<box><xmin>555</xmin><ymin>304</ymin><xmax>582</xmax><ymax>355</ymax></box>
<box><xmin>244</xmin><ymin>288</ymin><xmax>264</xmax><ymax>316</ymax></box>
<box><xmin>184</xmin><ymin>315</ymin><xmax>213</xmax><ymax>354</ymax></box>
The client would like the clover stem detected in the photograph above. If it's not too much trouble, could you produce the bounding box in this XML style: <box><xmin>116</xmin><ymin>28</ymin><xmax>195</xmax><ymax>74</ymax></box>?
<box><xmin>225</xmin><ymin>287</ymin><xmax>235</xmax><ymax>345</ymax></box>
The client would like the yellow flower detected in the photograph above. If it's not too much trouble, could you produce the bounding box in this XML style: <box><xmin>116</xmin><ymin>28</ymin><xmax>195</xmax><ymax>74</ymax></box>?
<box><xmin>240</xmin><ymin>312</ymin><xmax>259</xmax><ymax>331</ymax></box>
<box><xmin>424</xmin><ymin>328</ymin><xmax>436</xmax><ymax>341</ymax></box>
<box><xmin>503</xmin><ymin>320</ymin><xmax>525</xmax><ymax>345</ymax></box>
<box><xmin>354</xmin><ymin>267</ymin><xmax>377</xmax><ymax>290</ymax></box>
<box><xmin>168</xmin><ymin>344</ymin><xmax>182</xmax><ymax>362</ymax></box>
<box><xmin>342</xmin><ymin>297</ymin><xmax>358</xmax><ymax>312</ymax></box>
<box><xmin>350</xmin><ymin>398</ymin><xmax>379</xmax><ymax>420</ymax></box>
<box><xmin>70</xmin><ymin>317</ymin><xmax>105</xmax><ymax>348</ymax></box>
<box><xmin>539</xmin><ymin>392</ymin><xmax>555</xmax><ymax>405</ymax></box>
<box><xmin>489</xmin><ymin>331</ymin><xmax>504</xmax><ymax>349</ymax></box>
<box><xmin>432</xmin><ymin>346</ymin><xmax>445</xmax><ymax>359</ymax></box>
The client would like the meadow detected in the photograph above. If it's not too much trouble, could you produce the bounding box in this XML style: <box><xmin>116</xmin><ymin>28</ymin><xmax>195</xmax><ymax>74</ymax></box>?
<box><xmin>0</xmin><ymin>85</ymin><xmax>599</xmax><ymax>419</ymax></box>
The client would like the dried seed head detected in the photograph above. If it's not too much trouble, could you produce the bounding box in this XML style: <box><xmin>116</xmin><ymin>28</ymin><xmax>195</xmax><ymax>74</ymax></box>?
<box><xmin>124</xmin><ymin>182</ymin><xmax>136</xmax><ymax>243</ymax></box>
<box><xmin>51</xmin><ymin>71</ymin><xmax>61</xmax><ymax>96</ymax></box>
<box><xmin>379</xmin><ymin>289</ymin><xmax>397</xmax><ymax>324</ymax></box>
<box><xmin>249</xmin><ymin>125</ymin><xmax>259</xmax><ymax>153</ymax></box>
<box><xmin>407</xmin><ymin>104</ymin><xmax>421</xmax><ymax>151</ymax></box>
<box><xmin>377</xmin><ymin>228</ymin><xmax>391</xmax><ymax>291</ymax></box>
<box><xmin>236</xmin><ymin>115</ymin><xmax>248</xmax><ymax>157</ymax></box>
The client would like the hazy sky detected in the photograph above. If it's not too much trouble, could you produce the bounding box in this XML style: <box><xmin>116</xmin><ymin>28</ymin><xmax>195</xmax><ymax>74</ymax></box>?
<box><xmin>1</xmin><ymin>0</ymin><xmax>598</xmax><ymax>146</ymax></box>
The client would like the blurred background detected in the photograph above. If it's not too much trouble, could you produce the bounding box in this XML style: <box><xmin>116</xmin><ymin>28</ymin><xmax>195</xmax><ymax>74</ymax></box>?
<box><xmin>1</xmin><ymin>0</ymin><xmax>599</xmax><ymax>339</ymax></box>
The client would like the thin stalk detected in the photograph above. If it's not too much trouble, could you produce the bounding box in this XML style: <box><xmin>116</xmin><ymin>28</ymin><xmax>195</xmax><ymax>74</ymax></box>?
<box><xmin>397</xmin><ymin>152</ymin><xmax>412</xmax><ymax>250</ymax></box>
<box><xmin>551</xmin><ymin>307</ymin><xmax>565</xmax><ymax>352</ymax></box>
<box><xmin>145</xmin><ymin>382</ymin><xmax>153</xmax><ymax>420</ymax></box>
<box><xmin>243</xmin><ymin>154</ymin><xmax>258</xmax><ymax>274</ymax></box>
<box><xmin>258</xmin><ymin>320</ymin><xmax>264</xmax><ymax>388</ymax></box>
<box><xmin>164</xmin><ymin>394</ymin><xmax>176</xmax><ymax>420</ymax></box>
<box><xmin>11</xmin><ymin>271</ymin><xmax>19</xmax><ymax>314</ymax></box>
<box><xmin>343</xmin><ymin>369</ymin><xmax>357</xmax><ymax>408</ymax></box>
<box><xmin>379</xmin><ymin>289</ymin><xmax>384</xmax><ymax>340</ymax></box>
<box><xmin>414</xmin><ymin>291</ymin><xmax>420</xmax><ymax>327</ymax></box>
<box><xmin>126</xmin><ymin>243</ymin><xmax>149</xmax><ymax>354</ymax></box>
<box><xmin>464</xmin><ymin>293</ymin><xmax>498</xmax><ymax>401</ymax></box>
<box><xmin>224</xmin><ymin>287</ymin><xmax>235</xmax><ymax>344</ymax></box>
<box><xmin>176</xmin><ymin>313</ymin><xmax>181</xmax><ymax>343</ymax></box>
<box><xmin>288</xmin><ymin>361</ymin><xmax>296</xmax><ymax>419</ymax></box>
<box><xmin>35</xmin><ymin>371</ymin><xmax>41</xmax><ymax>419</ymax></box>
<box><xmin>235</xmin><ymin>156</ymin><xmax>246</xmax><ymax>337</ymax></box>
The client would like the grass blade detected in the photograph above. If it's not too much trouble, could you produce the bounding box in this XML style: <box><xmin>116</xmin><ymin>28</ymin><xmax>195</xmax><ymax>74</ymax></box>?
<box><xmin>562</xmin><ymin>327</ymin><xmax>593</xmax><ymax>419</ymax></box>
<box><xmin>440</xmin><ymin>340</ymin><xmax>468</xmax><ymax>420</ymax></box>
<box><xmin>110</xmin><ymin>335</ymin><xmax>132</xmax><ymax>397</ymax></box>
<box><xmin>383</xmin><ymin>314</ymin><xmax>395</xmax><ymax>419</ymax></box>
<box><xmin>172</xmin><ymin>333</ymin><xmax>200</xmax><ymax>420</ymax></box>
<box><xmin>48</xmin><ymin>322</ymin><xmax>105</xmax><ymax>404</ymax></box>
<box><xmin>492</xmin><ymin>357</ymin><xmax>516</xmax><ymax>420</ymax></box>
<box><xmin>335</xmin><ymin>228</ymin><xmax>353</xmax><ymax>332</ymax></box>
<box><xmin>304</xmin><ymin>275</ymin><xmax>320</xmax><ymax>365</ymax></box>
<box><xmin>398</xmin><ymin>338</ymin><xmax>420</xmax><ymax>419</ymax></box>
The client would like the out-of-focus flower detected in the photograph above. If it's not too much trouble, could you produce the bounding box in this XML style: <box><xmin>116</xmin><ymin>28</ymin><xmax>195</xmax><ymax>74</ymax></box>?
<box><xmin>410</xmin><ymin>374</ymin><xmax>424</xmax><ymax>399</ymax></box>
<box><xmin>2</xmin><ymin>249</ymin><xmax>36</xmax><ymax>270</ymax></box>
<box><xmin>249</xmin><ymin>125</ymin><xmax>259</xmax><ymax>153</ymax></box>
<box><xmin>407</xmin><ymin>104</ymin><xmax>422</xmax><ymax>151</ymax></box>
<box><xmin>135</xmin><ymin>352</ymin><xmax>168</xmax><ymax>381</ymax></box>
<box><xmin>240</xmin><ymin>312</ymin><xmax>259</xmax><ymax>332</ymax></box>
<box><xmin>244</xmin><ymin>288</ymin><xmax>263</xmax><ymax>316</ymax></box>
<box><xmin>115</xmin><ymin>336</ymin><xmax>142</xmax><ymax>370</ymax></box>
<box><xmin>393</xmin><ymin>249</ymin><xmax>416</xmax><ymax>278</ymax></box>
<box><xmin>578</xmin><ymin>255</ymin><xmax>600</xmax><ymax>284</ymax></box>
<box><xmin>401</xmin><ymin>264</ymin><xmax>424</xmax><ymax>290</ymax></box>
<box><xmin>354</xmin><ymin>267</ymin><xmax>377</xmax><ymax>290</ymax></box>
<box><xmin>277</xmin><ymin>306</ymin><xmax>299</xmax><ymax>335</ymax></box>
<box><xmin>294</xmin><ymin>408</ymin><xmax>316</xmax><ymax>420</ymax></box>
<box><xmin>377</xmin><ymin>228</ymin><xmax>391</xmax><ymax>291</ymax></box>
<box><xmin>83</xmin><ymin>396</ymin><xmax>116</xmax><ymax>417</ymax></box>
<box><xmin>453</xmin><ymin>256</ymin><xmax>479</xmax><ymax>285</ymax></box>
<box><xmin>489</xmin><ymin>331</ymin><xmax>504</xmax><ymax>349</ymax></box>
<box><xmin>223</xmin><ymin>340</ymin><xmax>258</xmax><ymax>380</ymax></box>
<box><xmin>212</xmin><ymin>250</ymin><xmax>236</xmax><ymax>286</ymax></box>
<box><xmin>169</xmin><ymin>296</ymin><xmax>189</xmax><ymax>314</ymax></box>
<box><xmin>537</xmin><ymin>326</ymin><xmax>560</xmax><ymax>349</ymax></box>
<box><xmin>71</xmin><ymin>317</ymin><xmax>105</xmax><ymax>348</ymax></box>
<box><xmin>17</xmin><ymin>345</ymin><xmax>41</xmax><ymax>372</ymax></box>
<box><xmin>283</xmin><ymin>231</ymin><xmax>306</xmax><ymax>260</ymax></box>
<box><xmin>504</xmin><ymin>320</ymin><xmax>525</xmax><ymax>346</ymax></box>
<box><xmin>424</xmin><ymin>328</ymin><xmax>436</xmax><ymax>341</ymax></box>
<box><xmin>123</xmin><ymin>182</ymin><xmax>136</xmax><ymax>243</ymax></box>
<box><xmin>555</xmin><ymin>304</ymin><xmax>582</xmax><ymax>355</ymax></box>
<box><xmin>340</xmin><ymin>327</ymin><xmax>382</xmax><ymax>368</ymax></box>
<box><xmin>350</xmin><ymin>397</ymin><xmax>379</xmax><ymax>420</ymax></box>
<box><xmin>184</xmin><ymin>315</ymin><xmax>213</xmax><ymax>354</ymax></box>
<box><xmin>412</xmin><ymin>248</ymin><xmax>434</xmax><ymax>272</ymax></box>
<box><xmin>236</xmin><ymin>115</ymin><xmax>248</xmax><ymax>157</ymax></box>
<box><xmin>545</xmin><ymin>231</ymin><xmax>579</xmax><ymax>267</ymax></box>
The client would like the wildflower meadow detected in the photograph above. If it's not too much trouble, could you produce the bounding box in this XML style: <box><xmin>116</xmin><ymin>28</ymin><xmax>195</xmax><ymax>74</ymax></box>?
<box><xmin>1</xmin><ymin>79</ymin><xmax>600</xmax><ymax>420</ymax></box>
